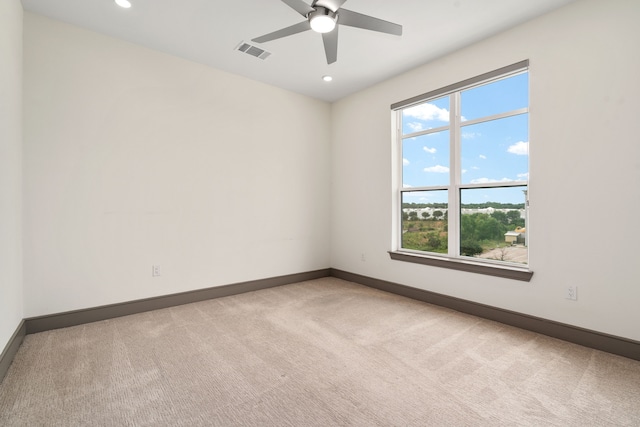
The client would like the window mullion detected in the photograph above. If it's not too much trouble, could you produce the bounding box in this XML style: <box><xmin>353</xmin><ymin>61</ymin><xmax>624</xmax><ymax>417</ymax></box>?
<box><xmin>396</xmin><ymin>111</ymin><xmax>404</xmax><ymax>251</ymax></box>
<box><xmin>448</xmin><ymin>92</ymin><xmax>461</xmax><ymax>257</ymax></box>
<box><xmin>459</xmin><ymin>108</ymin><xmax>528</xmax><ymax>128</ymax></box>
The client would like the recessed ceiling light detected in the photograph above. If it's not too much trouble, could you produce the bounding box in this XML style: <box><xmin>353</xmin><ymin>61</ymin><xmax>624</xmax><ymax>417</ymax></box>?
<box><xmin>322</xmin><ymin>75</ymin><xmax>333</xmax><ymax>82</ymax></box>
<box><xmin>115</xmin><ymin>0</ymin><xmax>132</xmax><ymax>8</ymax></box>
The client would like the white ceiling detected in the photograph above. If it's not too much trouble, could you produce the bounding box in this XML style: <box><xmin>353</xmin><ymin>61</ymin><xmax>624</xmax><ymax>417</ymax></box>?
<box><xmin>20</xmin><ymin>0</ymin><xmax>576</xmax><ymax>102</ymax></box>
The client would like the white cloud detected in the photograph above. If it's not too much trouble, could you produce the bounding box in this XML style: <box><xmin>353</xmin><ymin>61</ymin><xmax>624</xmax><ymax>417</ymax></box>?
<box><xmin>403</xmin><ymin>158</ymin><xmax>410</xmax><ymax>166</ymax></box>
<box><xmin>410</xmin><ymin>197</ymin><xmax>427</xmax><ymax>202</ymax></box>
<box><xmin>406</xmin><ymin>122</ymin><xmax>424</xmax><ymax>132</ymax></box>
<box><xmin>424</xmin><ymin>165</ymin><xmax>450</xmax><ymax>173</ymax></box>
<box><xmin>470</xmin><ymin>178</ymin><xmax>492</xmax><ymax>184</ymax></box>
<box><xmin>403</xmin><ymin>103</ymin><xmax>450</xmax><ymax>122</ymax></box>
<box><xmin>479</xmin><ymin>154</ymin><xmax>487</xmax><ymax>159</ymax></box>
<box><xmin>470</xmin><ymin>177</ymin><xmax>513</xmax><ymax>184</ymax></box>
<box><xmin>462</xmin><ymin>132</ymin><xmax>480</xmax><ymax>139</ymax></box>
<box><xmin>517</xmin><ymin>172</ymin><xmax>529</xmax><ymax>179</ymax></box>
<box><xmin>507</xmin><ymin>141</ymin><xmax>529</xmax><ymax>155</ymax></box>
<box><xmin>462</xmin><ymin>169</ymin><xmax>468</xmax><ymax>174</ymax></box>
<box><xmin>471</xmin><ymin>166</ymin><xmax>480</xmax><ymax>170</ymax></box>
<box><xmin>423</xmin><ymin>146</ymin><xmax>437</xmax><ymax>154</ymax></box>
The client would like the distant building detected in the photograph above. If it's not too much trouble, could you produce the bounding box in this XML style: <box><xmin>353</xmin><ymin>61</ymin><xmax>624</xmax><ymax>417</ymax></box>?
<box><xmin>505</xmin><ymin>231</ymin><xmax>520</xmax><ymax>244</ymax></box>
<box><xmin>505</xmin><ymin>227</ymin><xmax>526</xmax><ymax>245</ymax></box>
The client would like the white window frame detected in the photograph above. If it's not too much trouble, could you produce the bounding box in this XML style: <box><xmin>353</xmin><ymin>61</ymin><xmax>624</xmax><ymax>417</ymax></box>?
<box><xmin>390</xmin><ymin>61</ymin><xmax>533</xmax><ymax>281</ymax></box>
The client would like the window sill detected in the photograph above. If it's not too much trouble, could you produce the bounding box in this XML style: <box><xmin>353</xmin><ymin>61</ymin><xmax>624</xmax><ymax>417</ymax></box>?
<box><xmin>388</xmin><ymin>251</ymin><xmax>533</xmax><ymax>282</ymax></box>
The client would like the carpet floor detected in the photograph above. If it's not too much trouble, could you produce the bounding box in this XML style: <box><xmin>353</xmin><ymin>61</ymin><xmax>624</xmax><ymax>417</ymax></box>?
<box><xmin>1</xmin><ymin>277</ymin><xmax>639</xmax><ymax>426</ymax></box>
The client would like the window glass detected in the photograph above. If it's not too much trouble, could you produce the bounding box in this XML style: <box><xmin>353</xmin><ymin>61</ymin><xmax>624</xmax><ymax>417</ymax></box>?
<box><xmin>461</xmin><ymin>73</ymin><xmax>528</xmax><ymax>121</ymax></box>
<box><xmin>402</xmin><ymin>131</ymin><xmax>450</xmax><ymax>187</ymax></box>
<box><xmin>460</xmin><ymin>115</ymin><xmax>528</xmax><ymax>185</ymax></box>
<box><xmin>402</xmin><ymin>96</ymin><xmax>450</xmax><ymax>135</ymax></box>
<box><xmin>401</xmin><ymin>190</ymin><xmax>448</xmax><ymax>254</ymax></box>
<box><xmin>460</xmin><ymin>186</ymin><xmax>528</xmax><ymax>264</ymax></box>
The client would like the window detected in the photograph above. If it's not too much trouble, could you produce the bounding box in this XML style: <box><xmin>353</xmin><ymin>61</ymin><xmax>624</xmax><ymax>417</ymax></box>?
<box><xmin>391</xmin><ymin>61</ymin><xmax>532</xmax><ymax>280</ymax></box>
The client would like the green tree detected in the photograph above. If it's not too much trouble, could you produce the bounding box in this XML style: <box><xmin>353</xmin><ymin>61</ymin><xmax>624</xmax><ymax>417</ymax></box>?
<box><xmin>460</xmin><ymin>240</ymin><xmax>483</xmax><ymax>257</ymax></box>
<box><xmin>462</xmin><ymin>213</ymin><xmax>509</xmax><ymax>243</ymax></box>
<box><xmin>427</xmin><ymin>233</ymin><xmax>441</xmax><ymax>249</ymax></box>
<box><xmin>506</xmin><ymin>210</ymin><xmax>522</xmax><ymax>224</ymax></box>
<box><xmin>477</xmin><ymin>216</ymin><xmax>503</xmax><ymax>241</ymax></box>
<box><xmin>491</xmin><ymin>211</ymin><xmax>509</xmax><ymax>225</ymax></box>
<box><xmin>421</xmin><ymin>212</ymin><xmax>431</xmax><ymax>220</ymax></box>
<box><xmin>433</xmin><ymin>210</ymin><xmax>443</xmax><ymax>220</ymax></box>
<box><xmin>461</xmin><ymin>213</ymin><xmax>480</xmax><ymax>241</ymax></box>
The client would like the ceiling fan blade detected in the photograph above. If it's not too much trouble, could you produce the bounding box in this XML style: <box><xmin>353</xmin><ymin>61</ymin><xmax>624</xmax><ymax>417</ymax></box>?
<box><xmin>252</xmin><ymin>21</ymin><xmax>311</xmax><ymax>44</ymax></box>
<box><xmin>322</xmin><ymin>27</ymin><xmax>338</xmax><ymax>64</ymax></box>
<box><xmin>312</xmin><ymin>0</ymin><xmax>347</xmax><ymax>13</ymax></box>
<box><xmin>282</xmin><ymin>0</ymin><xmax>315</xmax><ymax>17</ymax></box>
<box><xmin>338</xmin><ymin>8</ymin><xmax>402</xmax><ymax>36</ymax></box>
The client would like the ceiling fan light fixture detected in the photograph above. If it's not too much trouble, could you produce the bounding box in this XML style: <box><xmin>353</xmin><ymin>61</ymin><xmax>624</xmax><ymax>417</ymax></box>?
<box><xmin>253</xmin><ymin>0</ymin><xmax>402</xmax><ymax>65</ymax></box>
<box><xmin>115</xmin><ymin>0</ymin><xmax>132</xmax><ymax>8</ymax></box>
<box><xmin>309</xmin><ymin>7</ymin><xmax>337</xmax><ymax>33</ymax></box>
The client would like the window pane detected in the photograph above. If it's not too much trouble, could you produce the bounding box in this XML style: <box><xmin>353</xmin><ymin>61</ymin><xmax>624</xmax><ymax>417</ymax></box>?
<box><xmin>402</xmin><ymin>131</ymin><xmax>450</xmax><ymax>187</ymax></box>
<box><xmin>460</xmin><ymin>114</ymin><xmax>528</xmax><ymax>185</ymax></box>
<box><xmin>461</xmin><ymin>72</ymin><xmax>528</xmax><ymax>121</ymax></box>
<box><xmin>459</xmin><ymin>187</ymin><xmax>528</xmax><ymax>264</ymax></box>
<box><xmin>401</xmin><ymin>190</ymin><xmax>448</xmax><ymax>254</ymax></box>
<box><xmin>402</xmin><ymin>96</ymin><xmax>450</xmax><ymax>135</ymax></box>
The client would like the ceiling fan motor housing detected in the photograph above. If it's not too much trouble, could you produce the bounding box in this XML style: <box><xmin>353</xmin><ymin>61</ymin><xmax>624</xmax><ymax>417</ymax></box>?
<box><xmin>308</xmin><ymin>7</ymin><xmax>338</xmax><ymax>33</ymax></box>
<box><xmin>252</xmin><ymin>0</ymin><xmax>402</xmax><ymax>64</ymax></box>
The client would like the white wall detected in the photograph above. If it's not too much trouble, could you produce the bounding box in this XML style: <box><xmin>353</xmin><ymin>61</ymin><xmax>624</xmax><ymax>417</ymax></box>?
<box><xmin>0</xmin><ymin>0</ymin><xmax>24</xmax><ymax>349</ymax></box>
<box><xmin>23</xmin><ymin>13</ymin><xmax>331</xmax><ymax>317</ymax></box>
<box><xmin>331</xmin><ymin>0</ymin><xmax>640</xmax><ymax>341</ymax></box>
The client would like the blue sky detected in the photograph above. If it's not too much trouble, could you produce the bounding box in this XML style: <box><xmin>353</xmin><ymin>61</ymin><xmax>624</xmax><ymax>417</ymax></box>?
<box><xmin>401</xmin><ymin>73</ymin><xmax>528</xmax><ymax>205</ymax></box>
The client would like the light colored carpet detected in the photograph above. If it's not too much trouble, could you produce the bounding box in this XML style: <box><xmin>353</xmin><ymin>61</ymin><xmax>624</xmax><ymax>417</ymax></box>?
<box><xmin>1</xmin><ymin>277</ymin><xmax>639</xmax><ymax>426</ymax></box>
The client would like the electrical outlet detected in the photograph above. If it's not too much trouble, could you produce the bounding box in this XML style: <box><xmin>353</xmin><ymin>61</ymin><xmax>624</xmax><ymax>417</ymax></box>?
<box><xmin>152</xmin><ymin>265</ymin><xmax>161</xmax><ymax>277</ymax></box>
<box><xmin>566</xmin><ymin>285</ymin><xmax>577</xmax><ymax>301</ymax></box>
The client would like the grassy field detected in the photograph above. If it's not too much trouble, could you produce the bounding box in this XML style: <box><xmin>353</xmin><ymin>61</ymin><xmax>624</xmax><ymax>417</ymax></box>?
<box><xmin>402</xmin><ymin>219</ymin><xmax>527</xmax><ymax>264</ymax></box>
<box><xmin>402</xmin><ymin>220</ymin><xmax>448</xmax><ymax>254</ymax></box>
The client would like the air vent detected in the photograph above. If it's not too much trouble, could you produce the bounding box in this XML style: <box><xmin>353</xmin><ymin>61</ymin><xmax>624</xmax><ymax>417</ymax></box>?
<box><xmin>235</xmin><ymin>41</ymin><xmax>271</xmax><ymax>60</ymax></box>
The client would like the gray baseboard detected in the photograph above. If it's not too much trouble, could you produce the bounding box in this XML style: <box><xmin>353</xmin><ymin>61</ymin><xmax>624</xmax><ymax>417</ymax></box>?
<box><xmin>25</xmin><ymin>269</ymin><xmax>331</xmax><ymax>334</ymax></box>
<box><xmin>0</xmin><ymin>320</ymin><xmax>26</xmax><ymax>383</ymax></box>
<box><xmin>331</xmin><ymin>268</ymin><xmax>640</xmax><ymax>361</ymax></box>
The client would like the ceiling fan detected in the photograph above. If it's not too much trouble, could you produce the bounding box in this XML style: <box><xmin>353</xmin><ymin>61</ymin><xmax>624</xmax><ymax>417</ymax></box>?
<box><xmin>252</xmin><ymin>0</ymin><xmax>402</xmax><ymax>64</ymax></box>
